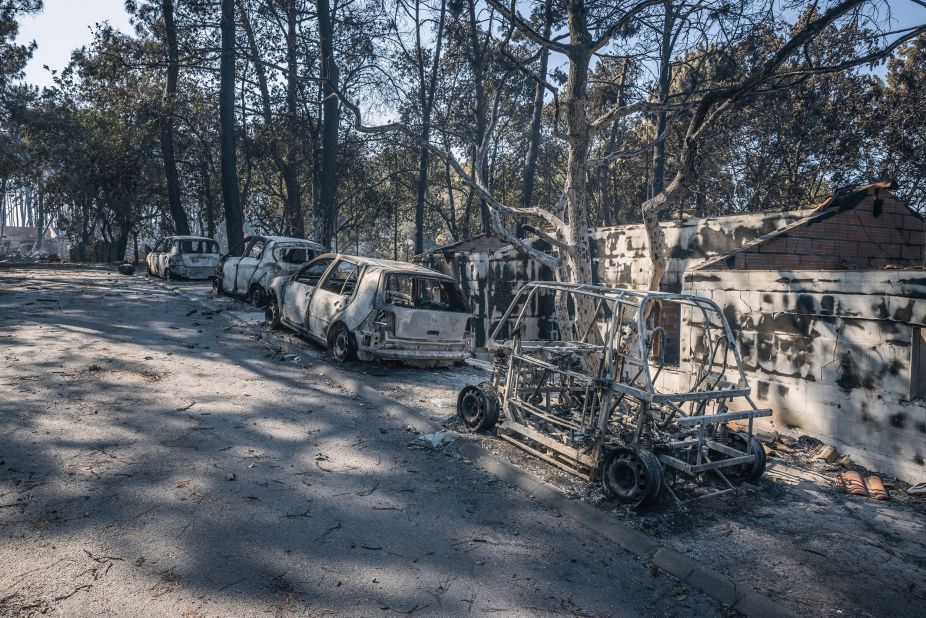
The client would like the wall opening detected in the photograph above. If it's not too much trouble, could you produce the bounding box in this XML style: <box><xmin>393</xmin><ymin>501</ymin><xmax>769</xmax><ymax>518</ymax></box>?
<box><xmin>649</xmin><ymin>301</ymin><xmax>681</xmax><ymax>367</ymax></box>
<box><xmin>912</xmin><ymin>327</ymin><xmax>926</xmax><ymax>400</ymax></box>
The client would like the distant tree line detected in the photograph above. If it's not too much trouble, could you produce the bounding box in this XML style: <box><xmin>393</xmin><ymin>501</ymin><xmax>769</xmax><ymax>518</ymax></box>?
<box><xmin>0</xmin><ymin>0</ymin><xmax>923</xmax><ymax>283</ymax></box>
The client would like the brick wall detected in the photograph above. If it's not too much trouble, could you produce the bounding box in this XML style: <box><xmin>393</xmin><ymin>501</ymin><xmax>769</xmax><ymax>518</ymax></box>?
<box><xmin>706</xmin><ymin>194</ymin><xmax>924</xmax><ymax>271</ymax></box>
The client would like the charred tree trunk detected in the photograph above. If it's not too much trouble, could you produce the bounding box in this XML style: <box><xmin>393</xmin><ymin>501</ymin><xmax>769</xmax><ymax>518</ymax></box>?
<box><xmin>558</xmin><ymin>1</ymin><xmax>595</xmax><ymax>289</ymax></box>
<box><xmin>315</xmin><ymin>0</ymin><xmax>339</xmax><ymax>250</ymax></box>
<box><xmin>0</xmin><ymin>177</ymin><xmax>7</xmax><ymax>250</ymax></box>
<box><xmin>518</xmin><ymin>0</ymin><xmax>553</xmax><ymax>238</ymax></box>
<box><xmin>220</xmin><ymin>0</ymin><xmax>244</xmax><ymax>249</ymax></box>
<box><xmin>160</xmin><ymin>0</ymin><xmax>190</xmax><ymax>235</ymax></box>
<box><xmin>201</xmin><ymin>153</ymin><xmax>216</xmax><ymax>237</ymax></box>
<box><xmin>650</xmin><ymin>1</ymin><xmax>675</xmax><ymax>198</ymax></box>
<box><xmin>282</xmin><ymin>1</ymin><xmax>304</xmax><ymax>237</ymax></box>
<box><xmin>598</xmin><ymin>60</ymin><xmax>629</xmax><ymax>227</ymax></box>
<box><xmin>34</xmin><ymin>183</ymin><xmax>44</xmax><ymax>251</ymax></box>
<box><xmin>466</xmin><ymin>0</ymin><xmax>490</xmax><ymax>234</ymax></box>
<box><xmin>413</xmin><ymin>0</ymin><xmax>447</xmax><ymax>254</ymax></box>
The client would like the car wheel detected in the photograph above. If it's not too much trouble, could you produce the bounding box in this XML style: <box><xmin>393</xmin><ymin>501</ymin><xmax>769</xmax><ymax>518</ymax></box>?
<box><xmin>328</xmin><ymin>323</ymin><xmax>357</xmax><ymax>362</ymax></box>
<box><xmin>456</xmin><ymin>383</ymin><xmax>499</xmax><ymax>431</ymax></box>
<box><xmin>250</xmin><ymin>286</ymin><xmax>267</xmax><ymax>308</ymax></box>
<box><xmin>265</xmin><ymin>295</ymin><xmax>281</xmax><ymax>330</ymax></box>
<box><xmin>600</xmin><ymin>447</ymin><xmax>663</xmax><ymax>509</ymax></box>
<box><xmin>710</xmin><ymin>432</ymin><xmax>766</xmax><ymax>483</ymax></box>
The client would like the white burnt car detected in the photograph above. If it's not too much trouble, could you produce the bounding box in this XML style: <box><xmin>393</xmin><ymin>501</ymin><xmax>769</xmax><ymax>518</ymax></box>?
<box><xmin>265</xmin><ymin>254</ymin><xmax>472</xmax><ymax>365</ymax></box>
<box><xmin>213</xmin><ymin>235</ymin><xmax>324</xmax><ymax>306</ymax></box>
<box><xmin>146</xmin><ymin>236</ymin><xmax>220</xmax><ymax>280</ymax></box>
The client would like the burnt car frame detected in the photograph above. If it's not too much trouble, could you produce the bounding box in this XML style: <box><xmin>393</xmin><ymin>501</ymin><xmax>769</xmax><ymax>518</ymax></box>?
<box><xmin>265</xmin><ymin>254</ymin><xmax>473</xmax><ymax>365</ymax></box>
<box><xmin>456</xmin><ymin>281</ymin><xmax>770</xmax><ymax>508</ymax></box>
<box><xmin>214</xmin><ymin>235</ymin><xmax>324</xmax><ymax>306</ymax></box>
<box><xmin>146</xmin><ymin>236</ymin><xmax>220</xmax><ymax>280</ymax></box>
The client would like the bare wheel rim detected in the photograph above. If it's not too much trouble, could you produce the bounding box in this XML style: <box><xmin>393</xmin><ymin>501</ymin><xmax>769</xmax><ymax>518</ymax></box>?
<box><xmin>604</xmin><ymin>453</ymin><xmax>647</xmax><ymax>502</ymax></box>
<box><xmin>334</xmin><ymin>329</ymin><xmax>350</xmax><ymax>358</ymax></box>
<box><xmin>459</xmin><ymin>390</ymin><xmax>485</xmax><ymax>426</ymax></box>
<box><xmin>265</xmin><ymin>300</ymin><xmax>278</xmax><ymax>326</ymax></box>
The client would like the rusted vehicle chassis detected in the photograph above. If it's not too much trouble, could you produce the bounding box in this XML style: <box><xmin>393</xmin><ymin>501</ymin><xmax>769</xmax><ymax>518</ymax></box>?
<box><xmin>457</xmin><ymin>282</ymin><xmax>771</xmax><ymax>508</ymax></box>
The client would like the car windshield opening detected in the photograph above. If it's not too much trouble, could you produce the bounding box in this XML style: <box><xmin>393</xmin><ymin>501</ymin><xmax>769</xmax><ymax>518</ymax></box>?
<box><xmin>384</xmin><ymin>274</ymin><xmax>467</xmax><ymax>312</ymax></box>
<box><xmin>179</xmin><ymin>240</ymin><xmax>219</xmax><ymax>254</ymax></box>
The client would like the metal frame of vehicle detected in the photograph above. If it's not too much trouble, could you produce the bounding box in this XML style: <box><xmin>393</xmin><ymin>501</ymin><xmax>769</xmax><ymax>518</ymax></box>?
<box><xmin>456</xmin><ymin>281</ymin><xmax>771</xmax><ymax>508</ymax></box>
<box><xmin>266</xmin><ymin>254</ymin><xmax>472</xmax><ymax>365</ymax></box>
<box><xmin>215</xmin><ymin>235</ymin><xmax>324</xmax><ymax>306</ymax></box>
<box><xmin>146</xmin><ymin>235</ymin><xmax>220</xmax><ymax>280</ymax></box>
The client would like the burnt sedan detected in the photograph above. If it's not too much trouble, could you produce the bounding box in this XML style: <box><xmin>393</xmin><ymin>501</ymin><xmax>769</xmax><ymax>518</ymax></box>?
<box><xmin>265</xmin><ymin>254</ymin><xmax>472</xmax><ymax>365</ymax></box>
<box><xmin>146</xmin><ymin>236</ymin><xmax>220</xmax><ymax>280</ymax></box>
<box><xmin>214</xmin><ymin>235</ymin><xmax>324</xmax><ymax>306</ymax></box>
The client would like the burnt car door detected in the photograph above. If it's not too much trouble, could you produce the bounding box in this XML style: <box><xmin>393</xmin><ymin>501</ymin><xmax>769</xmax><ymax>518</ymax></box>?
<box><xmin>233</xmin><ymin>238</ymin><xmax>265</xmax><ymax>295</ymax></box>
<box><xmin>282</xmin><ymin>257</ymin><xmax>335</xmax><ymax>330</ymax></box>
<box><xmin>160</xmin><ymin>239</ymin><xmax>176</xmax><ymax>275</ymax></box>
<box><xmin>308</xmin><ymin>259</ymin><xmax>359</xmax><ymax>338</ymax></box>
<box><xmin>148</xmin><ymin>239</ymin><xmax>165</xmax><ymax>274</ymax></box>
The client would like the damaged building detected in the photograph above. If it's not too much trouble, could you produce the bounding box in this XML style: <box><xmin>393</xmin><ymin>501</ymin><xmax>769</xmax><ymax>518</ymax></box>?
<box><xmin>418</xmin><ymin>182</ymin><xmax>926</xmax><ymax>483</ymax></box>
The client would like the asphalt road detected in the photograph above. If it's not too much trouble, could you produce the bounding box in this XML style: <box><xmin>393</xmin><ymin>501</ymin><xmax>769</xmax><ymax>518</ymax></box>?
<box><xmin>0</xmin><ymin>265</ymin><xmax>721</xmax><ymax>617</ymax></box>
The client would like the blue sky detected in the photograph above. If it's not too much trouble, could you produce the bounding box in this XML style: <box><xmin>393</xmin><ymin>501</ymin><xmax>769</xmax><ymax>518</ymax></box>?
<box><xmin>14</xmin><ymin>0</ymin><xmax>926</xmax><ymax>90</ymax></box>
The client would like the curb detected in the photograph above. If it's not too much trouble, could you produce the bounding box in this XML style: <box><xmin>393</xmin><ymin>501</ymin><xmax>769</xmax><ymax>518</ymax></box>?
<box><xmin>156</xmin><ymin>275</ymin><xmax>794</xmax><ymax>618</ymax></box>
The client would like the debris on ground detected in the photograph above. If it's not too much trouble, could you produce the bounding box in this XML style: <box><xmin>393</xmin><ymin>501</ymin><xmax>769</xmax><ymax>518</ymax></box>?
<box><xmin>866</xmin><ymin>476</ymin><xmax>890</xmax><ymax>500</ymax></box>
<box><xmin>118</xmin><ymin>263</ymin><xmax>136</xmax><ymax>275</ymax></box>
<box><xmin>837</xmin><ymin>470</ymin><xmax>869</xmax><ymax>496</ymax></box>
<box><xmin>412</xmin><ymin>431</ymin><xmax>459</xmax><ymax>449</ymax></box>
<box><xmin>811</xmin><ymin>444</ymin><xmax>840</xmax><ymax>463</ymax></box>
<box><xmin>835</xmin><ymin>470</ymin><xmax>891</xmax><ymax>500</ymax></box>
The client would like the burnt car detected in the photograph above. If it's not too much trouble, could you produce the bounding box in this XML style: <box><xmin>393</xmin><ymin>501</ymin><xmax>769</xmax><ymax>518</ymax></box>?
<box><xmin>456</xmin><ymin>282</ymin><xmax>770</xmax><ymax>508</ymax></box>
<box><xmin>265</xmin><ymin>254</ymin><xmax>472</xmax><ymax>365</ymax></box>
<box><xmin>146</xmin><ymin>236</ymin><xmax>220</xmax><ymax>280</ymax></box>
<box><xmin>214</xmin><ymin>235</ymin><xmax>324</xmax><ymax>306</ymax></box>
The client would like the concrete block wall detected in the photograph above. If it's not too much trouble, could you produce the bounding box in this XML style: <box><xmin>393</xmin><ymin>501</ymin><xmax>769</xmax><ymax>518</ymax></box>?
<box><xmin>684</xmin><ymin>270</ymin><xmax>926</xmax><ymax>483</ymax></box>
<box><xmin>590</xmin><ymin>210</ymin><xmax>811</xmax><ymax>292</ymax></box>
<box><xmin>422</xmin><ymin>210</ymin><xmax>811</xmax><ymax>350</ymax></box>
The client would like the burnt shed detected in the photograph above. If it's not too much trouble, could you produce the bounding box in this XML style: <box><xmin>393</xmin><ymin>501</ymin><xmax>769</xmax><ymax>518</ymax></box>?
<box><xmin>415</xmin><ymin>234</ymin><xmax>555</xmax><ymax>349</ymax></box>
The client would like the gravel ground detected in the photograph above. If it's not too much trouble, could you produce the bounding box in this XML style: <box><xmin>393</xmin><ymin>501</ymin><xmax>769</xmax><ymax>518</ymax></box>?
<box><xmin>168</xmin><ymin>275</ymin><xmax>926</xmax><ymax>618</ymax></box>
<box><xmin>1</xmin><ymin>265</ymin><xmax>723</xmax><ymax>617</ymax></box>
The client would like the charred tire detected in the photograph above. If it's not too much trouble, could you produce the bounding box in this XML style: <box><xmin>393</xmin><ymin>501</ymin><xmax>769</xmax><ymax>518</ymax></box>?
<box><xmin>250</xmin><ymin>285</ymin><xmax>267</xmax><ymax>308</ymax></box>
<box><xmin>213</xmin><ymin>275</ymin><xmax>224</xmax><ymax>296</ymax></box>
<box><xmin>727</xmin><ymin>432</ymin><xmax>766</xmax><ymax>482</ymax></box>
<box><xmin>265</xmin><ymin>295</ymin><xmax>281</xmax><ymax>330</ymax></box>
<box><xmin>456</xmin><ymin>383</ymin><xmax>499</xmax><ymax>431</ymax></box>
<box><xmin>329</xmin><ymin>323</ymin><xmax>357</xmax><ymax>362</ymax></box>
<box><xmin>601</xmin><ymin>448</ymin><xmax>663</xmax><ymax>509</ymax></box>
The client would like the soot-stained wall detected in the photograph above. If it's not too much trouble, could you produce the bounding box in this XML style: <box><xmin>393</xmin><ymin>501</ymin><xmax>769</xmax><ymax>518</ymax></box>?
<box><xmin>419</xmin><ymin>241</ymin><xmax>556</xmax><ymax>349</ymax></box>
<box><xmin>589</xmin><ymin>210</ymin><xmax>811</xmax><ymax>292</ymax></box>
<box><xmin>422</xmin><ymin>210</ymin><xmax>808</xmax><ymax>350</ymax></box>
<box><xmin>684</xmin><ymin>270</ymin><xmax>926</xmax><ymax>483</ymax></box>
